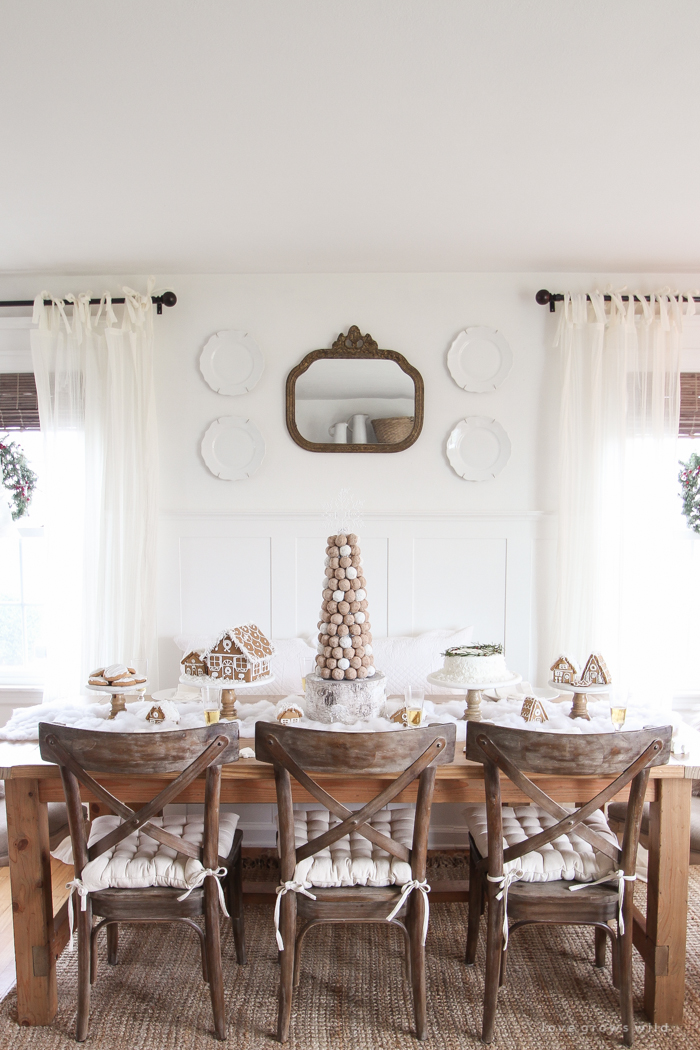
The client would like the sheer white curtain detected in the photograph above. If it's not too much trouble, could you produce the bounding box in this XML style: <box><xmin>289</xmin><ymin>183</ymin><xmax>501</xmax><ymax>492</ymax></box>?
<box><xmin>31</xmin><ymin>286</ymin><xmax>158</xmax><ymax>699</ymax></box>
<box><xmin>555</xmin><ymin>291</ymin><xmax>684</xmax><ymax>709</ymax></box>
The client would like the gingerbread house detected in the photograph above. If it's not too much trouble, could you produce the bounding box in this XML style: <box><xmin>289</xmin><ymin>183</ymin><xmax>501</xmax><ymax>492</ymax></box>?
<box><xmin>181</xmin><ymin>624</ymin><xmax>275</xmax><ymax>683</ymax></box>
<box><xmin>182</xmin><ymin>650</ymin><xmax>208</xmax><ymax>678</ymax></box>
<box><xmin>550</xmin><ymin>655</ymin><xmax>579</xmax><ymax>685</ymax></box>
<box><xmin>580</xmin><ymin>652</ymin><xmax>611</xmax><ymax>686</ymax></box>
<box><xmin>520</xmin><ymin>696</ymin><xmax>548</xmax><ymax>723</ymax></box>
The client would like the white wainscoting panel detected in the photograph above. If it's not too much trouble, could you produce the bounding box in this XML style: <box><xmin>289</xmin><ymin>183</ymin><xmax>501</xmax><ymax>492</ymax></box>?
<box><xmin>158</xmin><ymin>511</ymin><xmax>554</xmax><ymax>848</ymax></box>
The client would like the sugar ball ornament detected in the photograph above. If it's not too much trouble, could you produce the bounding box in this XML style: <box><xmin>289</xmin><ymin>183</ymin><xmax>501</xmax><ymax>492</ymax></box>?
<box><xmin>345</xmin><ymin>566</ymin><xmax>357</xmax><ymax>579</ymax></box>
<box><xmin>343</xmin><ymin>613</ymin><xmax>355</xmax><ymax>625</ymax></box>
<box><xmin>326</xmin><ymin>657</ymin><xmax>337</xmax><ymax>669</ymax></box>
<box><xmin>330</xmin><ymin>613</ymin><xmax>342</xmax><ymax>625</ymax></box>
<box><xmin>329</xmin><ymin>557</ymin><xmax>339</xmax><ymax>569</ymax></box>
<box><xmin>337</xmin><ymin>624</ymin><xmax>349</xmax><ymax>636</ymax></box>
<box><xmin>327</xmin><ymin>623</ymin><xmax>338</xmax><ymax>636</ymax></box>
<box><xmin>350</xmin><ymin>624</ymin><xmax>361</xmax><ymax>636</ymax></box>
<box><xmin>316</xmin><ymin>655</ymin><xmax>325</xmax><ymax>667</ymax></box>
<box><xmin>339</xmin><ymin>556</ymin><xmax>351</xmax><ymax>568</ymax></box>
<box><xmin>339</xmin><ymin>579</ymin><xmax>350</xmax><ymax>592</ymax></box>
<box><xmin>333</xmin><ymin>590</ymin><xmax>344</xmax><ymax>601</ymax></box>
<box><xmin>332</xmin><ymin>668</ymin><xmax>344</xmax><ymax>680</ymax></box>
<box><xmin>364</xmin><ymin>644</ymin><xmax>373</xmax><ymax>656</ymax></box>
<box><xmin>338</xmin><ymin>600</ymin><xmax>350</xmax><ymax>614</ymax></box>
<box><xmin>366</xmin><ymin>666</ymin><xmax>376</xmax><ymax>677</ymax></box>
<box><xmin>339</xmin><ymin>635</ymin><xmax>352</xmax><ymax>648</ymax></box>
<box><xmin>347</xmin><ymin>533</ymin><xmax>358</xmax><ymax>545</ymax></box>
<box><xmin>350</xmin><ymin>601</ymin><xmax>360</xmax><ymax>612</ymax></box>
<box><xmin>336</xmin><ymin>534</ymin><xmax>347</xmax><ymax>546</ymax></box>
<box><xmin>323</xmin><ymin>589</ymin><xmax>333</xmax><ymax>601</ymax></box>
<box><xmin>350</xmin><ymin>656</ymin><xmax>362</xmax><ymax>669</ymax></box>
<box><xmin>328</xmin><ymin>545</ymin><xmax>339</xmax><ymax>557</ymax></box>
<box><xmin>325</xmin><ymin>567</ymin><xmax>334</xmax><ymax>579</ymax></box>
<box><xmin>332</xmin><ymin>646</ymin><xmax>343</xmax><ymax>659</ymax></box>
<box><xmin>327</xmin><ymin>601</ymin><xmax>338</xmax><ymax>613</ymax></box>
<box><xmin>334</xmin><ymin>568</ymin><xmax>345</xmax><ymax>580</ymax></box>
<box><xmin>355</xmin><ymin>589</ymin><xmax>366</xmax><ymax>601</ymax></box>
<box><xmin>339</xmin><ymin>544</ymin><xmax>351</xmax><ymax>556</ymax></box>
<box><xmin>360</xmin><ymin>599</ymin><xmax>368</xmax><ymax>610</ymax></box>
<box><xmin>354</xmin><ymin>611</ymin><xmax>365</xmax><ymax>624</ymax></box>
<box><xmin>323</xmin><ymin>646</ymin><xmax>332</xmax><ymax>658</ymax></box>
<box><xmin>354</xmin><ymin>645</ymin><xmax>365</xmax><ymax>657</ymax></box>
<box><xmin>357</xmin><ymin>666</ymin><xmax>367</xmax><ymax>678</ymax></box>
<box><xmin>338</xmin><ymin>658</ymin><xmax>350</xmax><ymax>670</ymax></box>
<box><xmin>345</xmin><ymin>668</ymin><xmax>357</xmax><ymax>679</ymax></box>
<box><xmin>351</xmin><ymin>555</ymin><xmax>361</xmax><ymax>567</ymax></box>
<box><xmin>345</xmin><ymin>590</ymin><xmax>356</xmax><ymax>603</ymax></box>
<box><xmin>327</xmin><ymin>535</ymin><xmax>336</xmax><ymax>545</ymax></box>
<box><xmin>321</xmin><ymin>667</ymin><xmax>331</xmax><ymax>679</ymax></box>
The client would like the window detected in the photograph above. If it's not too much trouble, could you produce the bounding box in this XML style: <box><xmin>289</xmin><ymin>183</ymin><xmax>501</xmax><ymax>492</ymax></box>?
<box><xmin>0</xmin><ymin>423</ymin><xmax>46</xmax><ymax>686</ymax></box>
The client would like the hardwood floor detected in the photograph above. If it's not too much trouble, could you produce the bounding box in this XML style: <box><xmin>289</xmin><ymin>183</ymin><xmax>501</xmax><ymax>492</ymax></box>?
<box><xmin>0</xmin><ymin>858</ymin><xmax>74</xmax><ymax>1003</ymax></box>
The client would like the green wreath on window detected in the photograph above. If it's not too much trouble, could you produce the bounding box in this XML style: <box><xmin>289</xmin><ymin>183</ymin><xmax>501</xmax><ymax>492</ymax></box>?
<box><xmin>0</xmin><ymin>438</ymin><xmax>37</xmax><ymax>520</ymax></box>
<box><xmin>679</xmin><ymin>452</ymin><xmax>700</xmax><ymax>535</ymax></box>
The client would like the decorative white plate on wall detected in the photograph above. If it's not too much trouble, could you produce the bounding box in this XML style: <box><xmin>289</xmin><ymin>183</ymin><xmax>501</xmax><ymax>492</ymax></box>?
<box><xmin>200</xmin><ymin>329</ymin><xmax>264</xmax><ymax>395</ymax></box>
<box><xmin>446</xmin><ymin>416</ymin><xmax>511</xmax><ymax>482</ymax></box>
<box><xmin>201</xmin><ymin>416</ymin><xmax>265</xmax><ymax>480</ymax></box>
<box><xmin>447</xmin><ymin>326</ymin><xmax>512</xmax><ymax>392</ymax></box>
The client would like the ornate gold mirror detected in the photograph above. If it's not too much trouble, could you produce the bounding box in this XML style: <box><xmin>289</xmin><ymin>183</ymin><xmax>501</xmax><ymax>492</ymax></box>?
<box><xmin>286</xmin><ymin>326</ymin><xmax>424</xmax><ymax>453</ymax></box>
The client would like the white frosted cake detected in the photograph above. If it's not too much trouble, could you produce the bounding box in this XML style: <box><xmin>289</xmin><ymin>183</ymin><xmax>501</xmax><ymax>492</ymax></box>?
<box><xmin>433</xmin><ymin>644</ymin><xmax>511</xmax><ymax>685</ymax></box>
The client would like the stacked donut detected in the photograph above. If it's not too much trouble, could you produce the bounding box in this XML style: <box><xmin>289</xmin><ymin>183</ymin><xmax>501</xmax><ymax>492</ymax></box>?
<box><xmin>315</xmin><ymin>532</ymin><xmax>375</xmax><ymax>682</ymax></box>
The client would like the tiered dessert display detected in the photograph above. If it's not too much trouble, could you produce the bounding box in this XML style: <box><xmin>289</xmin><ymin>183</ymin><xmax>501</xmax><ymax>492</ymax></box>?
<box><xmin>179</xmin><ymin>624</ymin><xmax>276</xmax><ymax>720</ymax></box>
<box><xmin>87</xmin><ymin>663</ymin><xmax>148</xmax><ymax>719</ymax></box>
<box><xmin>549</xmin><ymin>652</ymin><xmax>612</xmax><ymax>720</ymax></box>
<box><xmin>305</xmin><ymin>532</ymin><xmax>386</xmax><ymax>723</ymax></box>
<box><xmin>426</xmin><ymin>643</ymin><xmax>521</xmax><ymax>722</ymax></box>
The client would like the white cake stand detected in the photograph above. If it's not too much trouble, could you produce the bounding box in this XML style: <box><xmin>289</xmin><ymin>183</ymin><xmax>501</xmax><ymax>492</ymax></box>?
<box><xmin>548</xmin><ymin>679</ymin><xmax>610</xmax><ymax>721</ymax></box>
<box><xmin>426</xmin><ymin>672</ymin><xmax>522</xmax><ymax>722</ymax></box>
<box><xmin>86</xmin><ymin>681</ymin><xmax>149</xmax><ymax>719</ymax></box>
<box><xmin>179</xmin><ymin>673</ymin><xmax>275</xmax><ymax>720</ymax></box>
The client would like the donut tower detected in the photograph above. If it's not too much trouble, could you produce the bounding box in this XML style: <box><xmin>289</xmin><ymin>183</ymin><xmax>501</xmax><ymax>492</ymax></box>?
<box><xmin>315</xmin><ymin>532</ymin><xmax>375</xmax><ymax>681</ymax></box>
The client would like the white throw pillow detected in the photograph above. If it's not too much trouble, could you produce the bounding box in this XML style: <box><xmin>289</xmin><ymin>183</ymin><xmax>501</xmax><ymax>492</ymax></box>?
<box><xmin>372</xmin><ymin>627</ymin><xmax>474</xmax><ymax>696</ymax></box>
<box><xmin>242</xmin><ymin>637</ymin><xmax>317</xmax><ymax>695</ymax></box>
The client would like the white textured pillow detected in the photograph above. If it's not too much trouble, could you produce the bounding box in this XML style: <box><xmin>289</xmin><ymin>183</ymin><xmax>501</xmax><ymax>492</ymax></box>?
<box><xmin>464</xmin><ymin>804</ymin><xmax>618</xmax><ymax>883</ymax></box>
<box><xmin>372</xmin><ymin>627</ymin><xmax>474</xmax><ymax>695</ymax></box>
<box><xmin>288</xmin><ymin>805</ymin><xmax>415</xmax><ymax>888</ymax></box>
<box><xmin>56</xmin><ymin>813</ymin><xmax>239</xmax><ymax>892</ymax></box>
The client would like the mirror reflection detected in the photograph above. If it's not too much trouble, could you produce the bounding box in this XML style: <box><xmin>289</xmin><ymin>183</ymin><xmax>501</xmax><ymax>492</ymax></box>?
<box><xmin>295</xmin><ymin>359</ymin><xmax>415</xmax><ymax>445</ymax></box>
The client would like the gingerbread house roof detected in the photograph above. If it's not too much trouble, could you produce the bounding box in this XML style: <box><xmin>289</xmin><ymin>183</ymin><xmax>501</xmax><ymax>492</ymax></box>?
<box><xmin>205</xmin><ymin>623</ymin><xmax>275</xmax><ymax>664</ymax></box>
<box><xmin>550</xmin><ymin>654</ymin><xmax>580</xmax><ymax>674</ymax></box>
<box><xmin>182</xmin><ymin>649</ymin><xmax>207</xmax><ymax>663</ymax></box>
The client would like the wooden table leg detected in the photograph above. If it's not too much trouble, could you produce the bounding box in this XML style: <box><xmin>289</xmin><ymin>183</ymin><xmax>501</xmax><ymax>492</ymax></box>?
<box><xmin>5</xmin><ymin>778</ymin><xmax>57</xmax><ymax>1025</ymax></box>
<box><xmin>643</xmin><ymin>775</ymin><xmax>691</xmax><ymax>1025</ymax></box>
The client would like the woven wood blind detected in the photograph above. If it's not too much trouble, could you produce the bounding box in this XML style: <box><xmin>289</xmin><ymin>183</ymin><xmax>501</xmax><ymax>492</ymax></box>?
<box><xmin>0</xmin><ymin>373</ymin><xmax>40</xmax><ymax>430</ymax></box>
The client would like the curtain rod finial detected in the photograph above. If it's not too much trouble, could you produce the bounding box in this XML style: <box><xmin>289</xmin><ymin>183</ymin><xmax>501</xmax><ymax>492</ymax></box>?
<box><xmin>535</xmin><ymin>289</ymin><xmax>552</xmax><ymax>305</ymax></box>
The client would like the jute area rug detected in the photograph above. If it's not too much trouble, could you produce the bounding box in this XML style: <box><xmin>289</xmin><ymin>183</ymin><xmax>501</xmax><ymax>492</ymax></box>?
<box><xmin>2</xmin><ymin>874</ymin><xmax>700</xmax><ymax>1049</ymax></box>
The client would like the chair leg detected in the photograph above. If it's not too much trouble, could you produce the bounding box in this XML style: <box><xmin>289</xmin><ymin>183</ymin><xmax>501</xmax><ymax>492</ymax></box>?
<box><xmin>498</xmin><ymin>946</ymin><xmax>507</xmax><ymax>987</ymax></box>
<box><xmin>619</xmin><ymin>909</ymin><xmax>635</xmax><ymax>1045</ymax></box>
<box><xmin>465</xmin><ymin>848</ymin><xmax>482</xmax><ymax>965</ymax></box>
<box><xmin>204</xmin><ymin>877</ymin><xmax>227</xmax><ymax>1041</ymax></box>
<box><xmin>76</xmin><ymin>896</ymin><xmax>93</xmax><ymax>1042</ymax></box>
<box><xmin>277</xmin><ymin>891</ymin><xmax>296</xmax><ymax>1044</ymax></box>
<box><xmin>481</xmin><ymin>887</ymin><xmax>503</xmax><ymax>1044</ymax></box>
<box><xmin>228</xmin><ymin>844</ymin><xmax>247</xmax><ymax>965</ymax></box>
<box><xmin>611</xmin><ymin>927</ymin><xmax>621</xmax><ymax>990</ymax></box>
<box><xmin>595</xmin><ymin>927</ymin><xmax>606</xmax><ymax>968</ymax></box>
<box><xmin>408</xmin><ymin>893</ymin><xmax>428</xmax><ymax>1041</ymax></box>
<box><xmin>107</xmin><ymin>923</ymin><xmax>118</xmax><ymax>966</ymax></box>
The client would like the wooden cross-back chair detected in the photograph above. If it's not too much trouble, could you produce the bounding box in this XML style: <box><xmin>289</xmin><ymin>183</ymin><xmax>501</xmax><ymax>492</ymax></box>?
<box><xmin>255</xmin><ymin>720</ymin><xmax>456</xmax><ymax>1043</ymax></box>
<box><xmin>39</xmin><ymin>722</ymin><xmax>246</xmax><ymax>1042</ymax></box>
<box><xmin>464</xmin><ymin>722</ymin><xmax>672</xmax><ymax>1046</ymax></box>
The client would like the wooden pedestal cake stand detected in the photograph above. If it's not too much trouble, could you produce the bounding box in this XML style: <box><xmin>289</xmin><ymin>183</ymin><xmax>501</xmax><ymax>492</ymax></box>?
<box><xmin>548</xmin><ymin>679</ymin><xmax>610</xmax><ymax>720</ymax></box>
<box><xmin>179</xmin><ymin>673</ymin><xmax>276</xmax><ymax>720</ymax></box>
<box><xmin>86</xmin><ymin>682</ymin><xmax>149</xmax><ymax>719</ymax></box>
<box><xmin>425</xmin><ymin>672</ymin><xmax>522</xmax><ymax>722</ymax></box>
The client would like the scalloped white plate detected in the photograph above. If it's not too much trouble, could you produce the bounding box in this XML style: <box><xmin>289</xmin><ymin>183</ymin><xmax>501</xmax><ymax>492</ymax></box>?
<box><xmin>447</xmin><ymin>326</ymin><xmax>512</xmax><ymax>392</ymax></box>
<box><xmin>200</xmin><ymin>330</ymin><xmax>264</xmax><ymax>395</ymax></box>
<box><xmin>446</xmin><ymin>416</ymin><xmax>511</xmax><ymax>482</ymax></box>
<box><xmin>201</xmin><ymin>416</ymin><xmax>265</xmax><ymax>480</ymax></box>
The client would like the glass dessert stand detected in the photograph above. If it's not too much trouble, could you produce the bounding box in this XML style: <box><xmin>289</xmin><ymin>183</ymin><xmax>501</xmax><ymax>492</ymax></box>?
<box><xmin>86</xmin><ymin>681</ymin><xmax>149</xmax><ymax>719</ymax></box>
<box><xmin>178</xmin><ymin>673</ymin><xmax>276</xmax><ymax>720</ymax></box>
<box><xmin>548</xmin><ymin>679</ymin><xmax>610</xmax><ymax>721</ymax></box>
<box><xmin>425</xmin><ymin>672</ymin><xmax>522</xmax><ymax>722</ymax></box>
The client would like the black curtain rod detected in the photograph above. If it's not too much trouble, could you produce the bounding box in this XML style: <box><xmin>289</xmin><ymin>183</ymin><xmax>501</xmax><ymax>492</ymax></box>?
<box><xmin>536</xmin><ymin>288</ymin><xmax>700</xmax><ymax>313</ymax></box>
<box><xmin>0</xmin><ymin>291</ymin><xmax>177</xmax><ymax>315</ymax></box>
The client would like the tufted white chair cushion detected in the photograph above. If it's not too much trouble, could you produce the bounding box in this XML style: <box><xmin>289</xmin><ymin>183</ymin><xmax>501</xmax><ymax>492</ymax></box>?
<box><xmin>63</xmin><ymin>813</ymin><xmax>239</xmax><ymax>895</ymax></box>
<box><xmin>288</xmin><ymin>804</ymin><xmax>415</xmax><ymax>887</ymax></box>
<box><xmin>464</xmin><ymin>804</ymin><xmax>618</xmax><ymax>883</ymax></box>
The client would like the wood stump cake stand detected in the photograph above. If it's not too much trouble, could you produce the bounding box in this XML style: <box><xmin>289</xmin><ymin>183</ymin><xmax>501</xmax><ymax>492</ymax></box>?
<box><xmin>425</xmin><ymin>673</ymin><xmax>522</xmax><ymax>722</ymax></box>
<box><xmin>179</xmin><ymin>673</ymin><xmax>276</xmax><ymax>720</ymax></box>
<box><xmin>548</xmin><ymin>679</ymin><xmax>610</xmax><ymax>721</ymax></box>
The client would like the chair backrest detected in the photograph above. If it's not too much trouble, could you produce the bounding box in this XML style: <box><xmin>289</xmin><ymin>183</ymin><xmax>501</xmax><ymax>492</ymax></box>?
<box><xmin>39</xmin><ymin>722</ymin><xmax>239</xmax><ymax>876</ymax></box>
<box><xmin>255</xmin><ymin>721</ymin><xmax>456</xmax><ymax>883</ymax></box>
<box><xmin>465</xmin><ymin>722</ymin><xmax>672</xmax><ymax>878</ymax></box>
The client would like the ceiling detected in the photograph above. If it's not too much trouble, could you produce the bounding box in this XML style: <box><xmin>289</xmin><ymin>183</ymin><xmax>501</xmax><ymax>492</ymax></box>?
<box><xmin>2</xmin><ymin>0</ymin><xmax>700</xmax><ymax>275</ymax></box>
